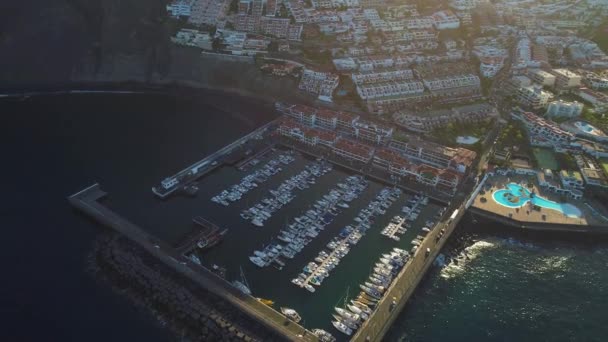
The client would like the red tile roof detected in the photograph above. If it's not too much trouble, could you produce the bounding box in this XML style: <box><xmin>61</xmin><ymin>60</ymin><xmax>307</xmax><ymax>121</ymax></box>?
<box><xmin>334</xmin><ymin>138</ymin><xmax>374</xmax><ymax>158</ymax></box>
<box><xmin>315</xmin><ymin>108</ymin><xmax>339</xmax><ymax>120</ymax></box>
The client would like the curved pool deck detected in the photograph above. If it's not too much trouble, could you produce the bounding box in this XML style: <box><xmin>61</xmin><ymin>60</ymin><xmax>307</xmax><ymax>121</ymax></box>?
<box><xmin>492</xmin><ymin>183</ymin><xmax>582</xmax><ymax>218</ymax></box>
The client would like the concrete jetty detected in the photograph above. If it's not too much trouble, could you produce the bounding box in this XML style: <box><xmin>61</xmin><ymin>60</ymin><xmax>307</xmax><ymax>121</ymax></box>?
<box><xmin>69</xmin><ymin>184</ymin><xmax>317</xmax><ymax>341</ymax></box>
<box><xmin>152</xmin><ymin>121</ymin><xmax>276</xmax><ymax>199</ymax></box>
<box><xmin>352</xmin><ymin>200</ymin><xmax>466</xmax><ymax>341</ymax></box>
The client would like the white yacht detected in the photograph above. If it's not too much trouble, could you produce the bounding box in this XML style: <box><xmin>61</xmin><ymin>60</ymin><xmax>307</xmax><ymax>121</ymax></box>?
<box><xmin>332</xmin><ymin>320</ymin><xmax>353</xmax><ymax>336</ymax></box>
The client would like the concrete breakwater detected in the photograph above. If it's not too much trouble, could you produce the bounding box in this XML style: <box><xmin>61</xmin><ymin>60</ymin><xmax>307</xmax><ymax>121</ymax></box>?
<box><xmin>91</xmin><ymin>233</ymin><xmax>283</xmax><ymax>342</ymax></box>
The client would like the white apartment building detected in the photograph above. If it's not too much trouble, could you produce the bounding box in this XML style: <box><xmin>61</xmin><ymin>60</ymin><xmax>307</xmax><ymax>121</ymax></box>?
<box><xmin>351</xmin><ymin>69</ymin><xmax>414</xmax><ymax>85</ymax></box>
<box><xmin>299</xmin><ymin>69</ymin><xmax>340</xmax><ymax>102</ymax></box>
<box><xmin>577</xmin><ymin>88</ymin><xmax>608</xmax><ymax>111</ymax></box>
<box><xmin>166</xmin><ymin>0</ymin><xmax>194</xmax><ymax>17</ymax></box>
<box><xmin>512</xmin><ymin>110</ymin><xmax>574</xmax><ymax>145</ymax></box>
<box><xmin>528</xmin><ymin>69</ymin><xmax>556</xmax><ymax>87</ymax></box>
<box><xmin>356</xmin><ymin>81</ymin><xmax>425</xmax><ymax>100</ymax></box>
<box><xmin>450</xmin><ymin>0</ymin><xmax>480</xmax><ymax>11</ymax></box>
<box><xmin>422</xmin><ymin>74</ymin><xmax>480</xmax><ymax>92</ymax></box>
<box><xmin>431</xmin><ymin>10</ymin><xmax>460</xmax><ymax>30</ymax></box>
<box><xmin>551</xmin><ymin>69</ymin><xmax>582</xmax><ymax>89</ymax></box>
<box><xmin>172</xmin><ymin>29</ymin><xmax>213</xmax><ymax>50</ymax></box>
<box><xmin>546</xmin><ymin>100</ymin><xmax>583</xmax><ymax>118</ymax></box>
<box><xmin>189</xmin><ymin>0</ymin><xmax>229</xmax><ymax>26</ymax></box>
<box><xmin>333</xmin><ymin>58</ymin><xmax>358</xmax><ymax>71</ymax></box>
<box><xmin>585</xmin><ymin>74</ymin><xmax>608</xmax><ymax>89</ymax></box>
<box><xmin>403</xmin><ymin>17</ymin><xmax>434</xmax><ymax>30</ymax></box>
<box><xmin>517</xmin><ymin>85</ymin><xmax>553</xmax><ymax>109</ymax></box>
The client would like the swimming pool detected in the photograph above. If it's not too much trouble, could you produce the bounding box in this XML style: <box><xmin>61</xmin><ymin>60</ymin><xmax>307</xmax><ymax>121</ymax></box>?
<box><xmin>573</xmin><ymin>121</ymin><xmax>605</xmax><ymax>137</ymax></box>
<box><xmin>492</xmin><ymin>183</ymin><xmax>582</xmax><ymax>218</ymax></box>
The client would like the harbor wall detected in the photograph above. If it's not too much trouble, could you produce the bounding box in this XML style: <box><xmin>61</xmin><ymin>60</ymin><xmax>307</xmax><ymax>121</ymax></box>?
<box><xmin>69</xmin><ymin>184</ymin><xmax>317</xmax><ymax>341</ymax></box>
<box><xmin>352</xmin><ymin>200</ymin><xmax>467</xmax><ymax>341</ymax></box>
<box><xmin>92</xmin><ymin>233</ymin><xmax>282</xmax><ymax>341</ymax></box>
<box><xmin>469</xmin><ymin>207</ymin><xmax>608</xmax><ymax>235</ymax></box>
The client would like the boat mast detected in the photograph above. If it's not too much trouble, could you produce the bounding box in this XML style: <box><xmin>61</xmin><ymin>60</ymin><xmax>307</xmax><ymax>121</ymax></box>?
<box><xmin>240</xmin><ymin>266</ymin><xmax>250</xmax><ymax>289</ymax></box>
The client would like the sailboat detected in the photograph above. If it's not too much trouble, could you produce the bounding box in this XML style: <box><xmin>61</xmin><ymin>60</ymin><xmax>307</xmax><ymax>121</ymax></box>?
<box><xmin>232</xmin><ymin>266</ymin><xmax>251</xmax><ymax>295</ymax></box>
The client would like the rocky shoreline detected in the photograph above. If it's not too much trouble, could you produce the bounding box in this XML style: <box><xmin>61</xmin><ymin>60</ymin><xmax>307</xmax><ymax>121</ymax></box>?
<box><xmin>88</xmin><ymin>233</ymin><xmax>285</xmax><ymax>342</ymax></box>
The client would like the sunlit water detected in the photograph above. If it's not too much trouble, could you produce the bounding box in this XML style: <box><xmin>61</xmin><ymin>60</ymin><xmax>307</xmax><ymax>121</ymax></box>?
<box><xmin>387</xmin><ymin>230</ymin><xmax>608</xmax><ymax>342</ymax></box>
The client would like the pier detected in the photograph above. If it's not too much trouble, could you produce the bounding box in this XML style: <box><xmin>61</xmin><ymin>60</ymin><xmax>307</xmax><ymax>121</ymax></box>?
<box><xmin>352</xmin><ymin>199</ymin><xmax>466</xmax><ymax>341</ymax></box>
<box><xmin>69</xmin><ymin>184</ymin><xmax>317</xmax><ymax>341</ymax></box>
<box><xmin>174</xmin><ymin>217</ymin><xmax>228</xmax><ymax>255</ymax></box>
<box><xmin>152</xmin><ymin>121</ymin><xmax>276</xmax><ymax>199</ymax></box>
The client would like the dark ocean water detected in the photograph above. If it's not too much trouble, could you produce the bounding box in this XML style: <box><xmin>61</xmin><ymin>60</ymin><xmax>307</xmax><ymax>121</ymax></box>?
<box><xmin>0</xmin><ymin>92</ymin><xmax>274</xmax><ymax>341</ymax></box>
<box><xmin>386</xmin><ymin>227</ymin><xmax>608</xmax><ymax>342</ymax></box>
<box><xmin>2</xmin><ymin>93</ymin><xmax>607</xmax><ymax>341</ymax></box>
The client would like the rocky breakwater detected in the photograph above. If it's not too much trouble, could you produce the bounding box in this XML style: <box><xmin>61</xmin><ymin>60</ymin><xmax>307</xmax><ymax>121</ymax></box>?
<box><xmin>90</xmin><ymin>233</ymin><xmax>284</xmax><ymax>341</ymax></box>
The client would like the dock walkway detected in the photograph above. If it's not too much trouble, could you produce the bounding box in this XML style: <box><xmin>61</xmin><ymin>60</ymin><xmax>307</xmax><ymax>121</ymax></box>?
<box><xmin>69</xmin><ymin>184</ymin><xmax>317</xmax><ymax>341</ymax></box>
<box><xmin>352</xmin><ymin>199</ymin><xmax>466</xmax><ymax>341</ymax></box>
<box><xmin>153</xmin><ymin>121</ymin><xmax>276</xmax><ymax>199</ymax></box>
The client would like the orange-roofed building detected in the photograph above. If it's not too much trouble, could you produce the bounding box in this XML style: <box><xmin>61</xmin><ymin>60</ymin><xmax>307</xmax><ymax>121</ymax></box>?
<box><xmin>332</xmin><ymin>138</ymin><xmax>375</xmax><ymax>163</ymax></box>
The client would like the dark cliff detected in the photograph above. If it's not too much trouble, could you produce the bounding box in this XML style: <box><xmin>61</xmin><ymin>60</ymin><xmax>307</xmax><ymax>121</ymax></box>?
<box><xmin>0</xmin><ymin>0</ymin><xmax>172</xmax><ymax>86</ymax></box>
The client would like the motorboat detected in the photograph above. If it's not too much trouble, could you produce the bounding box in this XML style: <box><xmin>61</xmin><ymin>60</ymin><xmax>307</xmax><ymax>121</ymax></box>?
<box><xmin>280</xmin><ymin>307</ymin><xmax>302</xmax><ymax>323</ymax></box>
<box><xmin>249</xmin><ymin>256</ymin><xmax>266</xmax><ymax>268</ymax></box>
<box><xmin>312</xmin><ymin>329</ymin><xmax>336</xmax><ymax>342</ymax></box>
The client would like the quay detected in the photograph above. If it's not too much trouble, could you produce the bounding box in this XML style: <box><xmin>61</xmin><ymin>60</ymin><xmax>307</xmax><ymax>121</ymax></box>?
<box><xmin>469</xmin><ymin>207</ymin><xmax>608</xmax><ymax>235</ymax></box>
<box><xmin>69</xmin><ymin>184</ymin><xmax>317</xmax><ymax>341</ymax></box>
<box><xmin>352</xmin><ymin>200</ymin><xmax>467</xmax><ymax>341</ymax></box>
<box><xmin>152</xmin><ymin>120</ymin><xmax>276</xmax><ymax>199</ymax></box>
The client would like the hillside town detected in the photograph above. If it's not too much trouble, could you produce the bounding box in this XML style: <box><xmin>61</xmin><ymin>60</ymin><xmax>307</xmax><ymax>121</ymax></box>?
<box><xmin>165</xmin><ymin>0</ymin><xmax>608</xmax><ymax>203</ymax></box>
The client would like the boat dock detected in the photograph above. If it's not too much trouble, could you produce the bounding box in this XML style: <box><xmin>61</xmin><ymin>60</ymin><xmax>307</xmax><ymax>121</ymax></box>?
<box><xmin>300</xmin><ymin>239</ymin><xmax>346</xmax><ymax>290</ymax></box>
<box><xmin>380</xmin><ymin>215</ymin><xmax>407</xmax><ymax>241</ymax></box>
<box><xmin>152</xmin><ymin>121</ymin><xmax>276</xmax><ymax>199</ymax></box>
<box><xmin>174</xmin><ymin>217</ymin><xmax>228</xmax><ymax>255</ymax></box>
<box><xmin>69</xmin><ymin>184</ymin><xmax>317</xmax><ymax>341</ymax></box>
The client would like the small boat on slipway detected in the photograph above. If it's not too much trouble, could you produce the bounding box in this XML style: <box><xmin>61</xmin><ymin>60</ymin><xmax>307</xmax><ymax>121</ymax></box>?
<box><xmin>280</xmin><ymin>307</ymin><xmax>302</xmax><ymax>323</ymax></box>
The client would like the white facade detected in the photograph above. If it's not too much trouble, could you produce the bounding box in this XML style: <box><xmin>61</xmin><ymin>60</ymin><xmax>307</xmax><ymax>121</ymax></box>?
<box><xmin>422</xmin><ymin>74</ymin><xmax>480</xmax><ymax>91</ymax></box>
<box><xmin>552</xmin><ymin>69</ymin><xmax>582</xmax><ymax>89</ymax></box>
<box><xmin>546</xmin><ymin>100</ymin><xmax>583</xmax><ymax>118</ymax></box>
<box><xmin>167</xmin><ymin>0</ymin><xmax>194</xmax><ymax>17</ymax></box>
<box><xmin>528</xmin><ymin>69</ymin><xmax>556</xmax><ymax>87</ymax></box>
<box><xmin>517</xmin><ymin>85</ymin><xmax>553</xmax><ymax>109</ymax></box>
<box><xmin>450</xmin><ymin>0</ymin><xmax>480</xmax><ymax>11</ymax></box>
<box><xmin>356</xmin><ymin>81</ymin><xmax>425</xmax><ymax>100</ymax></box>
<box><xmin>432</xmin><ymin>11</ymin><xmax>460</xmax><ymax>30</ymax></box>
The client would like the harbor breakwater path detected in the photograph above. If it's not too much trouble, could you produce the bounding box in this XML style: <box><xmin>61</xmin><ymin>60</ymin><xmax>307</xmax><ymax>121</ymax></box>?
<box><xmin>69</xmin><ymin>184</ymin><xmax>316</xmax><ymax>341</ymax></box>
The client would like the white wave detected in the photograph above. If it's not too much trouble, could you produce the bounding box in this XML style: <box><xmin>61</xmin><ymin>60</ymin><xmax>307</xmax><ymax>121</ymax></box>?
<box><xmin>439</xmin><ymin>239</ymin><xmax>497</xmax><ymax>279</ymax></box>
<box><xmin>522</xmin><ymin>253</ymin><xmax>573</xmax><ymax>275</ymax></box>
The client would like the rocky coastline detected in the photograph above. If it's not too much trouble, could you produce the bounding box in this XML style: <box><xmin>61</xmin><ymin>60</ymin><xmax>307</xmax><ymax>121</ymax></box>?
<box><xmin>88</xmin><ymin>233</ymin><xmax>285</xmax><ymax>342</ymax></box>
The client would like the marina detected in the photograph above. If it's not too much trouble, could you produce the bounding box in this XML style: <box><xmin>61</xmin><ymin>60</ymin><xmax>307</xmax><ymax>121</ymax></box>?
<box><xmin>211</xmin><ymin>151</ymin><xmax>295</xmax><ymax>206</ymax></box>
<box><xmin>174</xmin><ymin>146</ymin><xmax>447</xmax><ymax>337</ymax></box>
<box><xmin>331</xmin><ymin>247</ymin><xmax>410</xmax><ymax>336</ymax></box>
<box><xmin>292</xmin><ymin>187</ymin><xmax>402</xmax><ymax>292</ymax></box>
<box><xmin>69</xmin><ymin>114</ymin><xmax>464</xmax><ymax>341</ymax></box>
